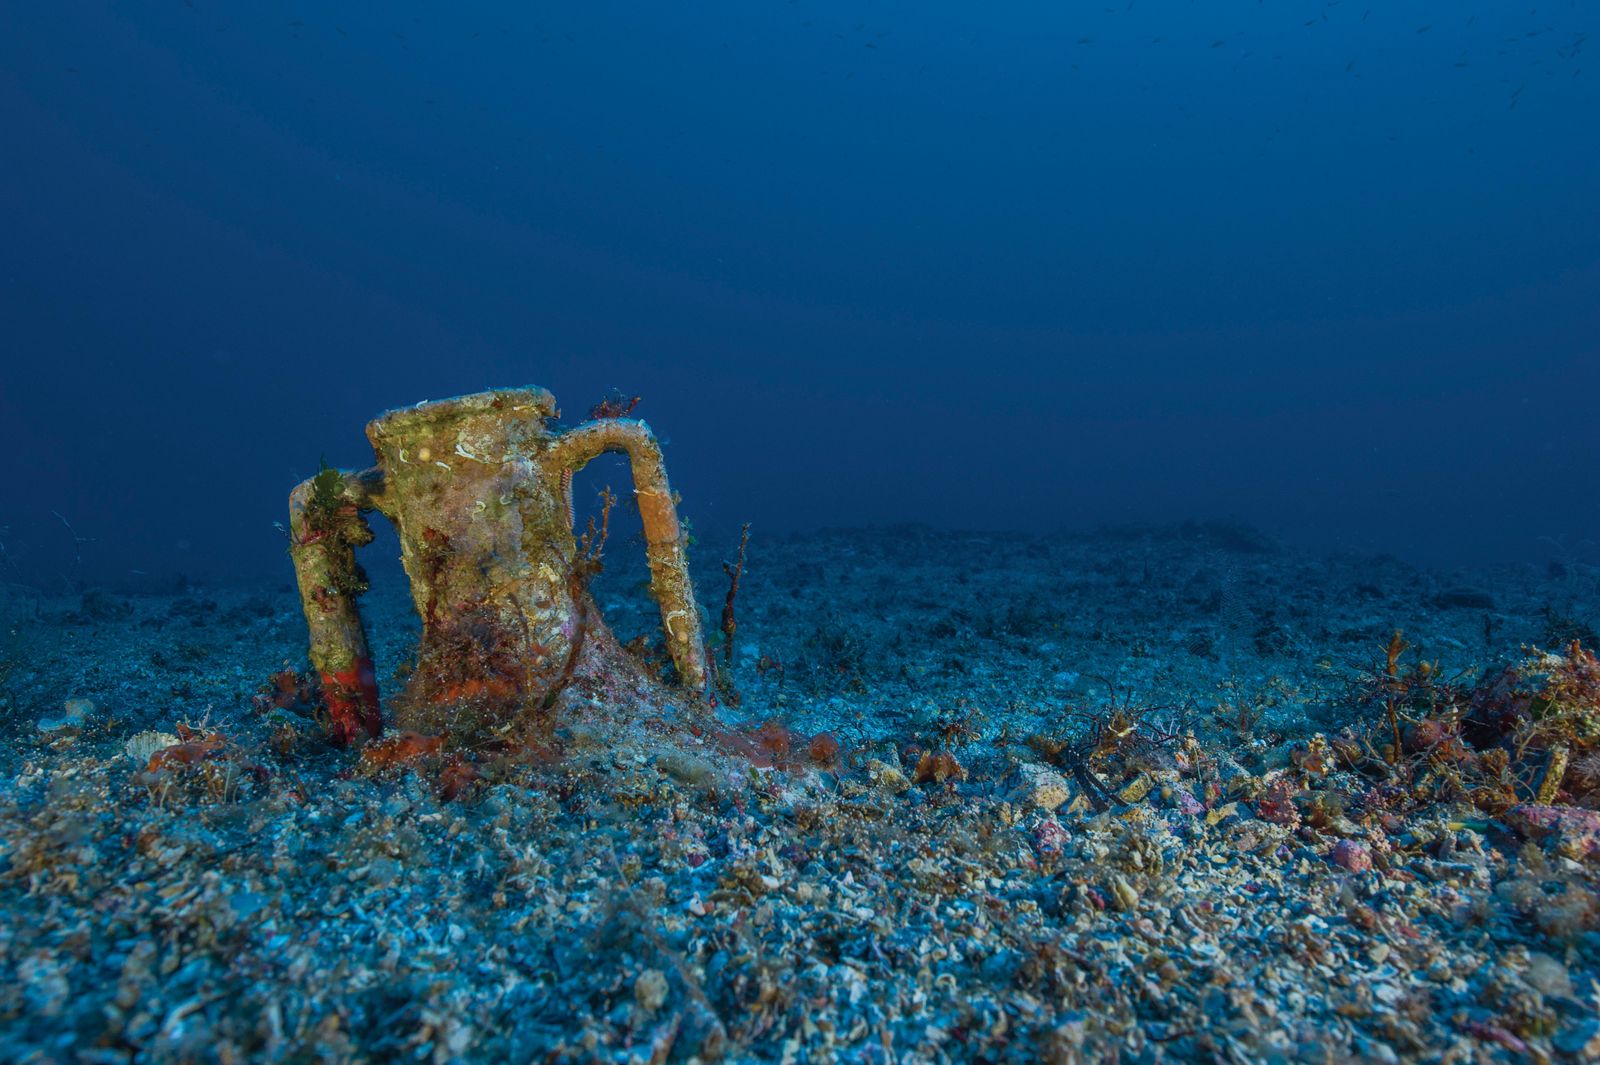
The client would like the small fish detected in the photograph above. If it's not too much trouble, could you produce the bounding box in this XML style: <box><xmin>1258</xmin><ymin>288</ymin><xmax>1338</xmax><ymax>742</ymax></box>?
<box><xmin>1211</xmin><ymin>39</ymin><xmax>1224</xmax><ymax>48</ymax></box>
<box><xmin>1417</xmin><ymin>25</ymin><xmax>1432</xmax><ymax>34</ymax></box>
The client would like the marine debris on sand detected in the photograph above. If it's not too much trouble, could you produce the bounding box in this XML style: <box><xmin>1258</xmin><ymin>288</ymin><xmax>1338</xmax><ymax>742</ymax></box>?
<box><xmin>1</xmin><ymin>523</ymin><xmax>1598</xmax><ymax>1062</ymax></box>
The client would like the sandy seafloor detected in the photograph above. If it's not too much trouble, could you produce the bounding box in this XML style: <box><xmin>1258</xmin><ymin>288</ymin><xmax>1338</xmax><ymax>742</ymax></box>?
<box><xmin>1</xmin><ymin>521</ymin><xmax>1598</xmax><ymax>1063</ymax></box>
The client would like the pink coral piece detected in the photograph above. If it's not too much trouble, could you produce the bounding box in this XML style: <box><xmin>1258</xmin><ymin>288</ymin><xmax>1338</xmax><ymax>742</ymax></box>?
<box><xmin>1328</xmin><ymin>839</ymin><xmax>1372</xmax><ymax>872</ymax></box>
<box><xmin>1506</xmin><ymin>804</ymin><xmax>1600</xmax><ymax>859</ymax></box>
<box><xmin>1033</xmin><ymin>817</ymin><xmax>1069</xmax><ymax>856</ymax></box>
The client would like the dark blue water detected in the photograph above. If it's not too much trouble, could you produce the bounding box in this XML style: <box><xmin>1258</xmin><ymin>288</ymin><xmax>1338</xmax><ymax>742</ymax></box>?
<box><xmin>3</xmin><ymin>2</ymin><xmax>1596</xmax><ymax>585</ymax></box>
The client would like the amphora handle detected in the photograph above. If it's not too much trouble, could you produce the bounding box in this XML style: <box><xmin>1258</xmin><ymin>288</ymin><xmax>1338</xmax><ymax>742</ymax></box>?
<box><xmin>287</xmin><ymin>466</ymin><xmax>389</xmax><ymax>745</ymax></box>
<box><xmin>546</xmin><ymin>418</ymin><xmax>709</xmax><ymax>692</ymax></box>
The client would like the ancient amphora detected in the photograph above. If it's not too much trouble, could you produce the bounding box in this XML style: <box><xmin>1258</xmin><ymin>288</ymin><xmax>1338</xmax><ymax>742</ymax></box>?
<box><xmin>287</xmin><ymin>387</ymin><xmax>707</xmax><ymax>745</ymax></box>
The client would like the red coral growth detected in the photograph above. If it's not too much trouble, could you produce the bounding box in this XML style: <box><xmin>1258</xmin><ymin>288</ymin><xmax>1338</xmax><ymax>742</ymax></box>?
<box><xmin>358</xmin><ymin>731</ymin><xmax>484</xmax><ymax>803</ymax></box>
<box><xmin>405</xmin><ymin>602</ymin><xmax>531</xmax><ymax>731</ymax></box>
<box><xmin>713</xmin><ymin>721</ymin><xmax>844</xmax><ymax>773</ymax></box>
<box><xmin>913</xmin><ymin>749</ymin><xmax>967</xmax><ymax>785</ymax></box>
<box><xmin>1383</xmin><ymin>630</ymin><xmax>1408</xmax><ymax>678</ymax></box>
<box><xmin>1255</xmin><ymin>777</ymin><xmax>1302</xmax><ymax>829</ymax></box>
<box><xmin>588</xmin><ymin>390</ymin><xmax>642</xmax><ymax>420</ymax></box>
<box><xmin>142</xmin><ymin>725</ymin><xmax>269</xmax><ymax>803</ymax></box>
<box><xmin>253</xmin><ymin>668</ymin><xmax>317</xmax><ymax>714</ymax></box>
<box><xmin>146</xmin><ymin>724</ymin><xmax>228</xmax><ymax>772</ymax></box>
<box><xmin>321</xmin><ymin>655</ymin><xmax>382</xmax><ymax>746</ymax></box>
<box><xmin>709</xmin><ymin>728</ymin><xmax>764</xmax><ymax>767</ymax></box>
<box><xmin>753</xmin><ymin>720</ymin><xmax>792</xmax><ymax>763</ymax></box>
<box><xmin>359</xmin><ymin>731</ymin><xmax>445</xmax><ymax>772</ymax></box>
<box><xmin>807</xmin><ymin>732</ymin><xmax>842</xmax><ymax>768</ymax></box>
<box><xmin>438</xmin><ymin>755</ymin><xmax>481</xmax><ymax>802</ymax></box>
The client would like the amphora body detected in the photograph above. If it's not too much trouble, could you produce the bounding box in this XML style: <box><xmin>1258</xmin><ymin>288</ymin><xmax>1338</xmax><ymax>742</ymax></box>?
<box><xmin>287</xmin><ymin>387</ymin><xmax>707</xmax><ymax>744</ymax></box>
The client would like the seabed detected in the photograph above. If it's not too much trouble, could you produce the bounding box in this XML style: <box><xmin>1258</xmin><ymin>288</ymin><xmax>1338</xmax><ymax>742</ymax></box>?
<box><xmin>2</xmin><ymin>522</ymin><xmax>1597</xmax><ymax>1062</ymax></box>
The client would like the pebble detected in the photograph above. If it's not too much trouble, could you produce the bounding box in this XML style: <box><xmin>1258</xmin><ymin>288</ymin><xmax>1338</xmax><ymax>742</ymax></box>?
<box><xmin>1329</xmin><ymin>840</ymin><xmax>1371</xmax><ymax>872</ymax></box>
<box><xmin>634</xmin><ymin>969</ymin><xmax>669</xmax><ymax>1013</ymax></box>
<box><xmin>1010</xmin><ymin>763</ymin><xmax>1073</xmax><ymax>811</ymax></box>
<box><xmin>1118</xmin><ymin>774</ymin><xmax>1154</xmax><ymax>804</ymax></box>
<box><xmin>865</xmin><ymin>759</ymin><xmax>910</xmax><ymax>793</ymax></box>
<box><xmin>1555</xmin><ymin>1019</ymin><xmax>1600</xmax><ymax>1061</ymax></box>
